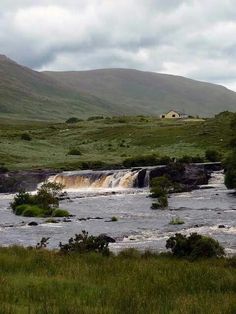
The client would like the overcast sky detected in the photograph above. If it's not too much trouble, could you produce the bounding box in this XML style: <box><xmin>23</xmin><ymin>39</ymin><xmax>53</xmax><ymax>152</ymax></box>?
<box><xmin>1</xmin><ymin>0</ymin><xmax>236</xmax><ymax>90</ymax></box>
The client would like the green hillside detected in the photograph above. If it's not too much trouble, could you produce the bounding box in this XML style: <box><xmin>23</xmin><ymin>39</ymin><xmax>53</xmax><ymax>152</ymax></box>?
<box><xmin>44</xmin><ymin>68</ymin><xmax>236</xmax><ymax>117</ymax></box>
<box><xmin>0</xmin><ymin>55</ymin><xmax>120</xmax><ymax>121</ymax></box>
<box><xmin>1</xmin><ymin>54</ymin><xmax>236</xmax><ymax>121</ymax></box>
<box><xmin>0</xmin><ymin>113</ymin><xmax>233</xmax><ymax>171</ymax></box>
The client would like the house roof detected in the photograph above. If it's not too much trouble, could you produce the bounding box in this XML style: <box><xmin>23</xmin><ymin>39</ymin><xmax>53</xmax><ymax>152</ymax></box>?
<box><xmin>166</xmin><ymin>110</ymin><xmax>187</xmax><ymax>115</ymax></box>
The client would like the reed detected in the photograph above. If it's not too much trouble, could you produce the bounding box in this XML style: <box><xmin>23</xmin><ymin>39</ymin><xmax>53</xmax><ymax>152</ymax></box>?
<box><xmin>0</xmin><ymin>246</ymin><xmax>235</xmax><ymax>313</ymax></box>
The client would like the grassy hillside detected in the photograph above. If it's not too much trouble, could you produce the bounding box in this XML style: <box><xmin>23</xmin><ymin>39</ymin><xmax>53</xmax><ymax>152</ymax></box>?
<box><xmin>44</xmin><ymin>68</ymin><xmax>236</xmax><ymax>117</ymax></box>
<box><xmin>0</xmin><ymin>113</ymin><xmax>233</xmax><ymax>171</ymax></box>
<box><xmin>1</xmin><ymin>54</ymin><xmax>236</xmax><ymax>121</ymax></box>
<box><xmin>0</xmin><ymin>55</ymin><xmax>121</xmax><ymax>121</ymax></box>
<box><xmin>0</xmin><ymin>246</ymin><xmax>235</xmax><ymax>313</ymax></box>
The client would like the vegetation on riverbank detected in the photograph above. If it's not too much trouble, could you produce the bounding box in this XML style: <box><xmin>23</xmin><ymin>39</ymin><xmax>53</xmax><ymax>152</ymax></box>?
<box><xmin>11</xmin><ymin>182</ymin><xmax>69</xmax><ymax>217</ymax></box>
<box><xmin>0</xmin><ymin>245</ymin><xmax>235</xmax><ymax>313</ymax></box>
<box><xmin>0</xmin><ymin>112</ymin><xmax>234</xmax><ymax>171</ymax></box>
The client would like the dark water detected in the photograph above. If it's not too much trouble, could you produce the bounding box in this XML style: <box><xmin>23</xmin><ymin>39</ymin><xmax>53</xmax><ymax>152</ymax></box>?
<box><xmin>0</xmin><ymin>171</ymin><xmax>235</xmax><ymax>255</ymax></box>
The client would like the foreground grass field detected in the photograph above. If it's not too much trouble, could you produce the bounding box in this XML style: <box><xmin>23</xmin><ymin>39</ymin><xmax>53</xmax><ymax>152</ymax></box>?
<box><xmin>0</xmin><ymin>247</ymin><xmax>235</xmax><ymax>313</ymax></box>
<box><xmin>0</xmin><ymin>112</ymin><xmax>233</xmax><ymax>170</ymax></box>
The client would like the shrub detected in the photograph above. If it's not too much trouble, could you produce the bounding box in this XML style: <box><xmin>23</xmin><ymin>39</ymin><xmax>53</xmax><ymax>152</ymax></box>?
<box><xmin>205</xmin><ymin>150</ymin><xmax>221</xmax><ymax>162</ymax></box>
<box><xmin>151</xmin><ymin>195</ymin><xmax>168</xmax><ymax>209</ymax></box>
<box><xmin>53</xmin><ymin>209</ymin><xmax>70</xmax><ymax>217</ymax></box>
<box><xmin>59</xmin><ymin>230</ymin><xmax>110</xmax><ymax>255</ymax></box>
<box><xmin>123</xmin><ymin>155</ymin><xmax>158</xmax><ymax>167</ymax></box>
<box><xmin>21</xmin><ymin>205</ymin><xmax>45</xmax><ymax>217</ymax></box>
<box><xmin>21</xmin><ymin>133</ymin><xmax>32</xmax><ymax>141</ymax></box>
<box><xmin>225</xmin><ymin>151</ymin><xmax>236</xmax><ymax>189</ymax></box>
<box><xmin>66</xmin><ymin>117</ymin><xmax>81</xmax><ymax>124</ymax></box>
<box><xmin>166</xmin><ymin>233</ymin><xmax>225</xmax><ymax>259</ymax></box>
<box><xmin>87</xmin><ymin>116</ymin><xmax>104</xmax><ymax>121</ymax></box>
<box><xmin>169</xmin><ymin>217</ymin><xmax>185</xmax><ymax>225</ymax></box>
<box><xmin>68</xmin><ymin>149</ymin><xmax>81</xmax><ymax>156</ymax></box>
<box><xmin>150</xmin><ymin>176</ymin><xmax>172</xmax><ymax>198</ymax></box>
<box><xmin>0</xmin><ymin>166</ymin><xmax>8</xmax><ymax>173</ymax></box>
<box><xmin>34</xmin><ymin>182</ymin><xmax>63</xmax><ymax>210</ymax></box>
<box><xmin>11</xmin><ymin>191</ymin><xmax>33</xmax><ymax>211</ymax></box>
<box><xmin>111</xmin><ymin>216</ymin><xmax>118</xmax><ymax>222</ymax></box>
<box><xmin>10</xmin><ymin>182</ymin><xmax>67</xmax><ymax>218</ymax></box>
<box><xmin>178</xmin><ymin>155</ymin><xmax>192</xmax><ymax>164</ymax></box>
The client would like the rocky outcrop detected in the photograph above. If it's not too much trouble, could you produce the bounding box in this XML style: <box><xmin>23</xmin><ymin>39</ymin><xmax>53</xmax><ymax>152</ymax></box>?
<box><xmin>0</xmin><ymin>169</ymin><xmax>57</xmax><ymax>193</ymax></box>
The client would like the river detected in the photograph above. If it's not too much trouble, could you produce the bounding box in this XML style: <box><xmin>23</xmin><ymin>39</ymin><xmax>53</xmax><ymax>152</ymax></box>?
<box><xmin>0</xmin><ymin>170</ymin><xmax>235</xmax><ymax>255</ymax></box>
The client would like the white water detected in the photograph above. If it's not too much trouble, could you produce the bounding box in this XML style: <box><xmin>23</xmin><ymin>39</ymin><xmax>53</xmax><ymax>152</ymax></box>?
<box><xmin>50</xmin><ymin>169</ymin><xmax>142</xmax><ymax>190</ymax></box>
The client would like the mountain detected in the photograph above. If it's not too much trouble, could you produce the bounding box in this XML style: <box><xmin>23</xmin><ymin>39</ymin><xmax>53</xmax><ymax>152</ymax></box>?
<box><xmin>44</xmin><ymin>68</ymin><xmax>236</xmax><ymax>117</ymax></box>
<box><xmin>0</xmin><ymin>55</ymin><xmax>119</xmax><ymax>121</ymax></box>
<box><xmin>0</xmin><ymin>54</ymin><xmax>236</xmax><ymax>121</ymax></box>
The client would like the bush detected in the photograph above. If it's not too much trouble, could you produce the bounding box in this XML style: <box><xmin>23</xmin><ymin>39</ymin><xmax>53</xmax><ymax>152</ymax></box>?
<box><xmin>66</xmin><ymin>117</ymin><xmax>81</xmax><ymax>124</ymax></box>
<box><xmin>10</xmin><ymin>182</ymin><xmax>67</xmax><ymax>218</ymax></box>
<box><xmin>169</xmin><ymin>217</ymin><xmax>185</xmax><ymax>225</ymax></box>
<box><xmin>205</xmin><ymin>150</ymin><xmax>221</xmax><ymax>162</ymax></box>
<box><xmin>225</xmin><ymin>151</ymin><xmax>236</xmax><ymax>189</ymax></box>
<box><xmin>123</xmin><ymin>155</ymin><xmax>158</xmax><ymax>167</ymax></box>
<box><xmin>68</xmin><ymin>149</ymin><xmax>81</xmax><ymax>156</ymax></box>
<box><xmin>87</xmin><ymin>116</ymin><xmax>104</xmax><ymax>121</ymax></box>
<box><xmin>111</xmin><ymin>216</ymin><xmax>118</xmax><ymax>222</ymax></box>
<box><xmin>21</xmin><ymin>205</ymin><xmax>45</xmax><ymax>217</ymax></box>
<box><xmin>0</xmin><ymin>166</ymin><xmax>8</xmax><ymax>173</ymax></box>
<box><xmin>151</xmin><ymin>195</ymin><xmax>168</xmax><ymax>209</ymax></box>
<box><xmin>21</xmin><ymin>133</ymin><xmax>32</xmax><ymax>141</ymax></box>
<box><xmin>150</xmin><ymin>176</ymin><xmax>172</xmax><ymax>198</ymax></box>
<box><xmin>166</xmin><ymin>233</ymin><xmax>225</xmax><ymax>259</ymax></box>
<box><xmin>53</xmin><ymin>209</ymin><xmax>70</xmax><ymax>217</ymax></box>
<box><xmin>11</xmin><ymin>191</ymin><xmax>33</xmax><ymax>211</ymax></box>
<box><xmin>59</xmin><ymin>230</ymin><xmax>110</xmax><ymax>255</ymax></box>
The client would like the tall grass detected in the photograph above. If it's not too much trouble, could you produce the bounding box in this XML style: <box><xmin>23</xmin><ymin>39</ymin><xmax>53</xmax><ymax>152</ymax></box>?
<box><xmin>0</xmin><ymin>247</ymin><xmax>235</xmax><ymax>313</ymax></box>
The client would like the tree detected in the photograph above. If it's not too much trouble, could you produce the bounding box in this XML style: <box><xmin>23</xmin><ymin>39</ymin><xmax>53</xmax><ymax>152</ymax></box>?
<box><xmin>166</xmin><ymin>233</ymin><xmax>225</xmax><ymax>259</ymax></box>
<box><xmin>35</xmin><ymin>182</ymin><xmax>64</xmax><ymax>210</ymax></box>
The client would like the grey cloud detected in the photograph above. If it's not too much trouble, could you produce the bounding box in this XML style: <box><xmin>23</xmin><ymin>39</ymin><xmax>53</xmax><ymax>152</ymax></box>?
<box><xmin>0</xmin><ymin>0</ymin><xmax>236</xmax><ymax>90</ymax></box>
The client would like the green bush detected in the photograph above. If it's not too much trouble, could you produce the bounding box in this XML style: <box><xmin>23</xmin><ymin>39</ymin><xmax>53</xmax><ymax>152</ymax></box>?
<box><xmin>111</xmin><ymin>216</ymin><xmax>118</xmax><ymax>222</ymax></box>
<box><xmin>21</xmin><ymin>133</ymin><xmax>32</xmax><ymax>141</ymax></box>
<box><xmin>66</xmin><ymin>117</ymin><xmax>81</xmax><ymax>124</ymax></box>
<box><xmin>22</xmin><ymin>205</ymin><xmax>45</xmax><ymax>217</ymax></box>
<box><xmin>225</xmin><ymin>151</ymin><xmax>236</xmax><ymax>189</ymax></box>
<box><xmin>11</xmin><ymin>191</ymin><xmax>34</xmax><ymax>211</ymax></box>
<box><xmin>87</xmin><ymin>116</ymin><xmax>104</xmax><ymax>121</ymax></box>
<box><xmin>151</xmin><ymin>195</ymin><xmax>168</xmax><ymax>209</ymax></box>
<box><xmin>169</xmin><ymin>217</ymin><xmax>185</xmax><ymax>225</ymax></box>
<box><xmin>205</xmin><ymin>150</ymin><xmax>221</xmax><ymax>162</ymax></box>
<box><xmin>53</xmin><ymin>209</ymin><xmax>70</xmax><ymax>217</ymax></box>
<box><xmin>11</xmin><ymin>182</ymin><xmax>67</xmax><ymax>218</ymax></box>
<box><xmin>68</xmin><ymin>149</ymin><xmax>82</xmax><ymax>156</ymax></box>
<box><xmin>166</xmin><ymin>233</ymin><xmax>225</xmax><ymax>259</ymax></box>
<box><xmin>59</xmin><ymin>230</ymin><xmax>110</xmax><ymax>255</ymax></box>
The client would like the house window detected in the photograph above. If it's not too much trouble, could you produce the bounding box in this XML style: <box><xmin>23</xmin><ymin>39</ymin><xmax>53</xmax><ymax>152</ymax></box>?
<box><xmin>172</xmin><ymin>114</ymin><xmax>176</xmax><ymax>118</ymax></box>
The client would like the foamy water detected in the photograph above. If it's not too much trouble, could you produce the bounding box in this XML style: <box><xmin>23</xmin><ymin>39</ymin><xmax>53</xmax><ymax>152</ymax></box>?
<box><xmin>0</xmin><ymin>171</ymin><xmax>235</xmax><ymax>255</ymax></box>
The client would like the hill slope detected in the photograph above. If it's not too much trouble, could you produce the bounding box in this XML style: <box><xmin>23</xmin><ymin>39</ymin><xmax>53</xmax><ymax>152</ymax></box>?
<box><xmin>1</xmin><ymin>54</ymin><xmax>236</xmax><ymax>121</ymax></box>
<box><xmin>44</xmin><ymin>68</ymin><xmax>236</xmax><ymax>117</ymax></box>
<box><xmin>0</xmin><ymin>55</ymin><xmax>120</xmax><ymax>121</ymax></box>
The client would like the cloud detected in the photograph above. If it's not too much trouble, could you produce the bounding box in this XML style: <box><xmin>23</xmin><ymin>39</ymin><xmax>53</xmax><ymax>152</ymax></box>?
<box><xmin>0</xmin><ymin>0</ymin><xmax>236</xmax><ymax>90</ymax></box>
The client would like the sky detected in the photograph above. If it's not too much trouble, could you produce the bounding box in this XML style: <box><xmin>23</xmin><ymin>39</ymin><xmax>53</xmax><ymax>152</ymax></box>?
<box><xmin>1</xmin><ymin>0</ymin><xmax>236</xmax><ymax>90</ymax></box>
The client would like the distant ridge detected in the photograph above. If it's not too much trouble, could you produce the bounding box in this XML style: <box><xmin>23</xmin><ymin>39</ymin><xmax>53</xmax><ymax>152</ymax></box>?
<box><xmin>0</xmin><ymin>54</ymin><xmax>236</xmax><ymax>121</ymax></box>
<box><xmin>44</xmin><ymin>68</ymin><xmax>236</xmax><ymax>117</ymax></box>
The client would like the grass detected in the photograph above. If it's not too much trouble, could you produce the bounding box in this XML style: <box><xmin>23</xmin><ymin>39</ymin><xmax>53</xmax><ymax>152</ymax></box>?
<box><xmin>0</xmin><ymin>247</ymin><xmax>235</xmax><ymax>313</ymax></box>
<box><xmin>169</xmin><ymin>217</ymin><xmax>185</xmax><ymax>225</ymax></box>
<box><xmin>0</xmin><ymin>113</ymin><xmax>234</xmax><ymax>171</ymax></box>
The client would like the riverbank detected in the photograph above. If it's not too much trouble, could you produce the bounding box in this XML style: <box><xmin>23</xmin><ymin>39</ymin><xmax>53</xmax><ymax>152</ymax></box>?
<box><xmin>0</xmin><ymin>246</ymin><xmax>235</xmax><ymax>314</ymax></box>
<box><xmin>0</xmin><ymin>113</ymin><xmax>233</xmax><ymax>171</ymax></box>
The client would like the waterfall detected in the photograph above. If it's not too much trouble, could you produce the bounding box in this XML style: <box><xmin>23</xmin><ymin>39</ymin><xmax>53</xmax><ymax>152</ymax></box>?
<box><xmin>49</xmin><ymin>169</ymin><xmax>143</xmax><ymax>190</ymax></box>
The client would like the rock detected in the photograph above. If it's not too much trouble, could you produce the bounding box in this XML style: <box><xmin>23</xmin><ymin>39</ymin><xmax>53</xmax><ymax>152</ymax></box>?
<box><xmin>28</xmin><ymin>221</ymin><xmax>38</xmax><ymax>226</ymax></box>
<box><xmin>97</xmin><ymin>234</ymin><xmax>116</xmax><ymax>243</ymax></box>
<box><xmin>63</xmin><ymin>218</ymin><xmax>72</xmax><ymax>223</ymax></box>
<box><xmin>218</xmin><ymin>225</ymin><xmax>226</xmax><ymax>228</ymax></box>
<box><xmin>0</xmin><ymin>169</ymin><xmax>58</xmax><ymax>193</ymax></box>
